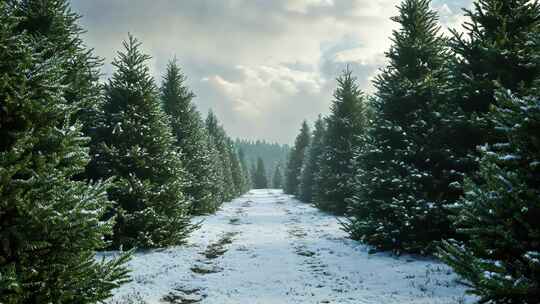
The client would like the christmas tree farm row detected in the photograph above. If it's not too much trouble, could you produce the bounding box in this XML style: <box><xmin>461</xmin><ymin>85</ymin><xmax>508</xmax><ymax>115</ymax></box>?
<box><xmin>285</xmin><ymin>0</ymin><xmax>540</xmax><ymax>303</ymax></box>
<box><xmin>0</xmin><ymin>1</ymin><xmax>249</xmax><ymax>303</ymax></box>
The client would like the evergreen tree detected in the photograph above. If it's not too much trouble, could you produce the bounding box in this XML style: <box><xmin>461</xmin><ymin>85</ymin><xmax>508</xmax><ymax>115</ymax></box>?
<box><xmin>438</xmin><ymin>0</ymin><xmax>540</xmax><ymax>295</ymax></box>
<box><xmin>299</xmin><ymin>115</ymin><xmax>326</xmax><ymax>203</ymax></box>
<box><xmin>285</xmin><ymin>121</ymin><xmax>311</xmax><ymax>195</ymax></box>
<box><xmin>96</xmin><ymin>35</ymin><xmax>194</xmax><ymax>249</ymax></box>
<box><xmin>447</xmin><ymin>0</ymin><xmax>540</xmax><ymax>195</ymax></box>
<box><xmin>228</xmin><ymin>139</ymin><xmax>247</xmax><ymax>195</ymax></box>
<box><xmin>316</xmin><ymin>69</ymin><xmax>366</xmax><ymax>214</ymax></box>
<box><xmin>10</xmin><ymin>0</ymin><xmax>106</xmax><ymax>181</ymax></box>
<box><xmin>344</xmin><ymin>0</ymin><xmax>456</xmax><ymax>254</ymax></box>
<box><xmin>235</xmin><ymin>139</ymin><xmax>290</xmax><ymax>178</ymax></box>
<box><xmin>441</xmin><ymin>91</ymin><xmax>540</xmax><ymax>304</ymax></box>
<box><xmin>10</xmin><ymin>0</ymin><xmax>102</xmax><ymax>128</ymax></box>
<box><xmin>238</xmin><ymin>148</ymin><xmax>252</xmax><ymax>190</ymax></box>
<box><xmin>253</xmin><ymin>158</ymin><xmax>268</xmax><ymax>189</ymax></box>
<box><xmin>250</xmin><ymin>160</ymin><xmax>258</xmax><ymax>188</ymax></box>
<box><xmin>0</xmin><ymin>5</ymin><xmax>129</xmax><ymax>302</ymax></box>
<box><xmin>272</xmin><ymin>164</ymin><xmax>284</xmax><ymax>189</ymax></box>
<box><xmin>161</xmin><ymin>60</ymin><xmax>219</xmax><ymax>214</ymax></box>
<box><xmin>205</xmin><ymin>133</ymin><xmax>227</xmax><ymax>209</ymax></box>
<box><xmin>206</xmin><ymin>111</ymin><xmax>236</xmax><ymax>201</ymax></box>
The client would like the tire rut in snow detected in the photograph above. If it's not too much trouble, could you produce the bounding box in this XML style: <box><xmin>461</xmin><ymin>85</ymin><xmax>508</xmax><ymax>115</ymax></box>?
<box><xmin>190</xmin><ymin>230</ymin><xmax>240</xmax><ymax>275</ymax></box>
<box><xmin>201</xmin><ymin>231</ymin><xmax>240</xmax><ymax>260</ymax></box>
<box><xmin>162</xmin><ymin>211</ymin><xmax>244</xmax><ymax>303</ymax></box>
<box><xmin>283</xmin><ymin>204</ymin><xmax>356</xmax><ymax>302</ymax></box>
<box><xmin>161</xmin><ymin>286</ymin><xmax>207</xmax><ymax>304</ymax></box>
<box><xmin>284</xmin><ymin>207</ymin><xmax>324</xmax><ymax>267</ymax></box>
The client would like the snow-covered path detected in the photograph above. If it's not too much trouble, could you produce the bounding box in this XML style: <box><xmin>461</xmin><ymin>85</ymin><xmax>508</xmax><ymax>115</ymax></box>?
<box><xmin>106</xmin><ymin>189</ymin><xmax>473</xmax><ymax>304</ymax></box>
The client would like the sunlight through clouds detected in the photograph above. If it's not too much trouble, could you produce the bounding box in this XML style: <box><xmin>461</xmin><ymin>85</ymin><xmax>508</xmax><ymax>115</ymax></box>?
<box><xmin>71</xmin><ymin>0</ymin><xmax>473</xmax><ymax>143</ymax></box>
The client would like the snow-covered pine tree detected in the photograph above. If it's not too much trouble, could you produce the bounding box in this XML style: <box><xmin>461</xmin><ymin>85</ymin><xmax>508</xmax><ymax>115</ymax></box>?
<box><xmin>316</xmin><ymin>69</ymin><xmax>366</xmax><ymax>214</ymax></box>
<box><xmin>161</xmin><ymin>60</ymin><xmax>220</xmax><ymax>214</ymax></box>
<box><xmin>285</xmin><ymin>121</ymin><xmax>311</xmax><ymax>195</ymax></box>
<box><xmin>228</xmin><ymin>138</ymin><xmax>247</xmax><ymax>195</ymax></box>
<box><xmin>344</xmin><ymin>0</ymin><xmax>455</xmax><ymax>254</ymax></box>
<box><xmin>250</xmin><ymin>160</ymin><xmax>258</xmax><ymax>188</ymax></box>
<box><xmin>0</xmin><ymin>5</ymin><xmax>130</xmax><ymax>302</ymax></box>
<box><xmin>97</xmin><ymin>35</ymin><xmax>194</xmax><ymax>249</ymax></box>
<box><xmin>272</xmin><ymin>164</ymin><xmax>284</xmax><ymax>189</ymax></box>
<box><xmin>438</xmin><ymin>0</ymin><xmax>540</xmax><ymax>292</ymax></box>
<box><xmin>238</xmin><ymin>148</ymin><xmax>252</xmax><ymax>190</ymax></box>
<box><xmin>205</xmin><ymin>133</ymin><xmax>228</xmax><ymax>210</ymax></box>
<box><xmin>447</xmin><ymin>0</ymin><xmax>540</xmax><ymax>194</ymax></box>
<box><xmin>253</xmin><ymin>157</ymin><xmax>268</xmax><ymax>189</ymax></box>
<box><xmin>441</xmin><ymin>90</ymin><xmax>540</xmax><ymax>304</ymax></box>
<box><xmin>299</xmin><ymin>115</ymin><xmax>326</xmax><ymax>203</ymax></box>
<box><xmin>206</xmin><ymin>111</ymin><xmax>236</xmax><ymax>201</ymax></box>
<box><xmin>10</xmin><ymin>0</ymin><xmax>105</xmax><ymax>181</ymax></box>
<box><xmin>10</xmin><ymin>0</ymin><xmax>102</xmax><ymax>129</ymax></box>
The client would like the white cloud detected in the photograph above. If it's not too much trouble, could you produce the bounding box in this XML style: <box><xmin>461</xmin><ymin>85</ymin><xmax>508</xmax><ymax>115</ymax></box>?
<box><xmin>286</xmin><ymin>0</ymin><xmax>334</xmax><ymax>14</ymax></box>
<box><xmin>201</xmin><ymin>64</ymin><xmax>327</xmax><ymax>142</ymax></box>
<box><xmin>433</xmin><ymin>1</ymin><xmax>472</xmax><ymax>35</ymax></box>
<box><xmin>71</xmin><ymin>0</ymin><xmax>472</xmax><ymax>143</ymax></box>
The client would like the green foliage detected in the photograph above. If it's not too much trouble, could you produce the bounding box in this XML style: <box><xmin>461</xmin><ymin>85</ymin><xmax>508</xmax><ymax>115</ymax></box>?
<box><xmin>344</xmin><ymin>0</ymin><xmax>456</xmax><ymax>254</ymax></box>
<box><xmin>206</xmin><ymin>111</ymin><xmax>236</xmax><ymax>202</ymax></box>
<box><xmin>447</xmin><ymin>0</ymin><xmax>540</xmax><ymax>188</ymax></box>
<box><xmin>315</xmin><ymin>69</ymin><xmax>367</xmax><ymax>214</ymax></box>
<box><xmin>161</xmin><ymin>60</ymin><xmax>220</xmax><ymax>214</ymax></box>
<box><xmin>96</xmin><ymin>35</ymin><xmax>194</xmax><ymax>249</ymax></box>
<box><xmin>272</xmin><ymin>164</ymin><xmax>283</xmax><ymax>189</ymax></box>
<box><xmin>253</xmin><ymin>157</ymin><xmax>268</xmax><ymax>189</ymax></box>
<box><xmin>440</xmin><ymin>91</ymin><xmax>540</xmax><ymax>303</ymax></box>
<box><xmin>235</xmin><ymin>139</ymin><xmax>290</xmax><ymax>179</ymax></box>
<box><xmin>299</xmin><ymin>115</ymin><xmax>326</xmax><ymax>203</ymax></box>
<box><xmin>204</xmin><ymin>111</ymin><xmax>246</xmax><ymax>202</ymax></box>
<box><xmin>0</xmin><ymin>4</ymin><xmax>130</xmax><ymax>302</ymax></box>
<box><xmin>10</xmin><ymin>0</ymin><xmax>106</xmax><ymax>182</ymax></box>
<box><xmin>10</xmin><ymin>0</ymin><xmax>103</xmax><ymax>128</ymax></box>
<box><xmin>3</xmin><ymin>0</ymin><xmax>539</xmax><ymax>302</ymax></box>
<box><xmin>452</xmin><ymin>0</ymin><xmax>540</xmax><ymax>109</ymax></box>
<box><xmin>229</xmin><ymin>140</ymin><xmax>249</xmax><ymax>194</ymax></box>
<box><xmin>238</xmin><ymin>148</ymin><xmax>252</xmax><ymax>190</ymax></box>
<box><xmin>206</xmin><ymin>134</ymin><xmax>229</xmax><ymax>208</ymax></box>
<box><xmin>250</xmin><ymin>161</ymin><xmax>258</xmax><ymax>188</ymax></box>
<box><xmin>285</xmin><ymin>121</ymin><xmax>311</xmax><ymax>195</ymax></box>
<box><xmin>438</xmin><ymin>1</ymin><xmax>540</xmax><ymax>299</ymax></box>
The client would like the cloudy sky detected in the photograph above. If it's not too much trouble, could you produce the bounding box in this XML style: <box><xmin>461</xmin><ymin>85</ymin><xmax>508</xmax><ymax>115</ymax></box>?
<box><xmin>70</xmin><ymin>0</ymin><xmax>472</xmax><ymax>144</ymax></box>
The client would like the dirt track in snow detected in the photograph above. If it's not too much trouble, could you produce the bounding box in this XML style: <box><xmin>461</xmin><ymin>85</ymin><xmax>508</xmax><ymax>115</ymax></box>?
<box><xmin>106</xmin><ymin>189</ymin><xmax>473</xmax><ymax>304</ymax></box>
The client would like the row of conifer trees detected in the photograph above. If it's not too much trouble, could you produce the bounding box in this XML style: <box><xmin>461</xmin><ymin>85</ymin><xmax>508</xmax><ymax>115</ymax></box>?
<box><xmin>248</xmin><ymin>157</ymin><xmax>285</xmax><ymax>189</ymax></box>
<box><xmin>285</xmin><ymin>0</ymin><xmax>540</xmax><ymax>303</ymax></box>
<box><xmin>0</xmin><ymin>1</ymin><xmax>250</xmax><ymax>303</ymax></box>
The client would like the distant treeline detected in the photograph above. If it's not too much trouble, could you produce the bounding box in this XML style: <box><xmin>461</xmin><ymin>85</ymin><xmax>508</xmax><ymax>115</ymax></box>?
<box><xmin>235</xmin><ymin>139</ymin><xmax>289</xmax><ymax>188</ymax></box>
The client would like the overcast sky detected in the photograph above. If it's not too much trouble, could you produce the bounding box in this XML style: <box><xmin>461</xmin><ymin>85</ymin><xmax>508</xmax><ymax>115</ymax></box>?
<box><xmin>70</xmin><ymin>0</ymin><xmax>472</xmax><ymax>144</ymax></box>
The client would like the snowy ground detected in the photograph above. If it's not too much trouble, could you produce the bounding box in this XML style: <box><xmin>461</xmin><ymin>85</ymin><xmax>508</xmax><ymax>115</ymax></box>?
<box><xmin>103</xmin><ymin>189</ymin><xmax>474</xmax><ymax>304</ymax></box>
